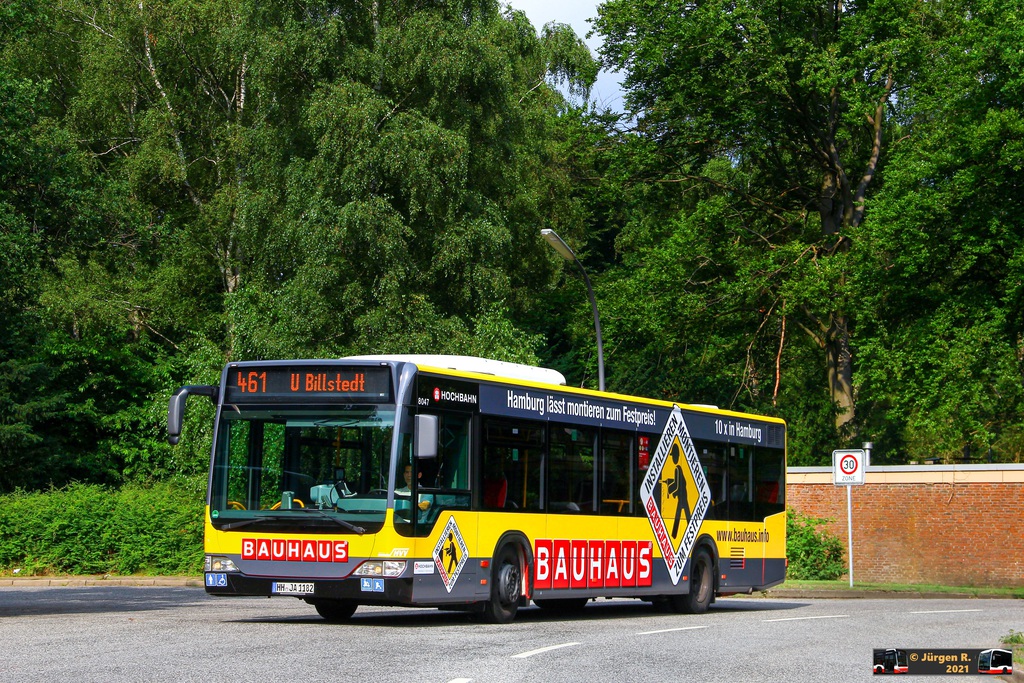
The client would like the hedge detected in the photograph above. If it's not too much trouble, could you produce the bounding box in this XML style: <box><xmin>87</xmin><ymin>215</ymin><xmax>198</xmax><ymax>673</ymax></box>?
<box><xmin>0</xmin><ymin>482</ymin><xmax>204</xmax><ymax>575</ymax></box>
<box><xmin>1</xmin><ymin>487</ymin><xmax>846</xmax><ymax>581</ymax></box>
<box><xmin>785</xmin><ymin>508</ymin><xmax>846</xmax><ymax>580</ymax></box>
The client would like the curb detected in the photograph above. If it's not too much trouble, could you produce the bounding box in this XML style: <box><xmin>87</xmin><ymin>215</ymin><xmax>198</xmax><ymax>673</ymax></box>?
<box><xmin>754</xmin><ymin>589</ymin><xmax>1015</xmax><ymax>600</ymax></box>
<box><xmin>0</xmin><ymin>576</ymin><xmax>204</xmax><ymax>588</ymax></box>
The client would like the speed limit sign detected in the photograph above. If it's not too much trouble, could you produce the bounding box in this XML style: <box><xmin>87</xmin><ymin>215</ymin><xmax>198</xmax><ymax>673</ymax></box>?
<box><xmin>832</xmin><ymin>449</ymin><xmax>866</xmax><ymax>485</ymax></box>
<box><xmin>832</xmin><ymin>448</ymin><xmax>867</xmax><ymax>588</ymax></box>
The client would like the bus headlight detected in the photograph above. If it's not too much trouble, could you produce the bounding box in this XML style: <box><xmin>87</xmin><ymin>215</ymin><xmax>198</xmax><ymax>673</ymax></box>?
<box><xmin>353</xmin><ymin>560</ymin><xmax>406</xmax><ymax>577</ymax></box>
<box><xmin>205</xmin><ymin>555</ymin><xmax>240</xmax><ymax>572</ymax></box>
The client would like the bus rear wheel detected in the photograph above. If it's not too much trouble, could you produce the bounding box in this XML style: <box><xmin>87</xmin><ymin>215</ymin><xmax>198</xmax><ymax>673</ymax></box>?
<box><xmin>313</xmin><ymin>599</ymin><xmax>357</xmax><ymax>623</ymax></box>
<box><xmin>481</xmin><ymin>544</ymin><xmax>522</xmax><ymax>624</ymax></box>
<box><xmin>670</xmin><ymin>549</ymin><xmax>713</xmax><ymax>614</ymax></box>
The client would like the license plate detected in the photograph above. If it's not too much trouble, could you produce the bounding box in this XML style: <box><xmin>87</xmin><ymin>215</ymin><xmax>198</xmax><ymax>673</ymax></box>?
<box><xmin>272</xmin><ymin>582</ymin><xmax>314</xmax><ymax>595</ymax></box>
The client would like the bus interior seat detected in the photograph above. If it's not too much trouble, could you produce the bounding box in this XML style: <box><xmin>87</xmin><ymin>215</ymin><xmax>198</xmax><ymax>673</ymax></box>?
<box><xmin>483</xmin><ymin>476</ymin><xmax>507</xmax><ymax>509</ymax></box>
<box><xmin>755</xmin><ymin>481</ymin><xmax>778</xmax><ymax>503</ymax></box>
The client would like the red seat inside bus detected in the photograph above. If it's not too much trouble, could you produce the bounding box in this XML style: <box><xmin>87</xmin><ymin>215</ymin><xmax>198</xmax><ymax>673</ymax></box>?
<box><xmin>483</xmin><ymin>476</ymin><xmax>507</xmax><ymax>508</ymax></box>
<box><xmin>756</xmin><ymin>481</ymin><xmax>778</xmax><ymax>503</ymax></box>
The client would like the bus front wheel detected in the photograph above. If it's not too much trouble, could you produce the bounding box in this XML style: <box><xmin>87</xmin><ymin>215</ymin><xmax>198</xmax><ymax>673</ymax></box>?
<box><xmin>312</xmin><ymin>599</ymin><xmax>357</xmax><ymax>623</ymax></box>
<box><xmin>481</xmin><ymin>544</ymin><xmax>522</xmax><ymax>624</ymax></box>
<box><xmin>670</xmin><ymin>549</ymin><xmax>713</xmax><ymax>614</ymax></box>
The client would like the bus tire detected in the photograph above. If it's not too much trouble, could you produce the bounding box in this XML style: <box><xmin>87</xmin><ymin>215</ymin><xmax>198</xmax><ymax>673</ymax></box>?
<box><xmin>671</xmin><ymin>549</ymin><xmax>713</xmax><ymax>614</ymax></box>
<box><xmin>313</xmin><ymin>599</ymin><xmax>357</xmax><ymax>622</ymax></box>
<box><xmin>663</xmin><ymin>548</ymin><xmax>712</xmax><ymax>618</ymax></box>
<box><xmin>481</xmin><ymin>544</ymin><xmax>522</xmax><ymax>624</ymax></box>
<box><xmin>533</xmin><ymin>597</ymin><xmax>588</xmax><ymax>612</ymax></box>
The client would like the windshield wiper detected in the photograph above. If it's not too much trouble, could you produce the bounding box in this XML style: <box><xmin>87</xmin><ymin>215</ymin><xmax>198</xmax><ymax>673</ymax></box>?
<box><xmin>219</xmin><ymin>510</ymin><xmax>366</xmax><ymax>535</ymax></box>
<box><xmin>298</xmin><ymin>508</ymin><xmax>366</xmax><ymax>535</ymax></box>
<box><xmin>220</xmin><ymin>515</ymin><xmax>274</xmax><ymax>531</ymax></box>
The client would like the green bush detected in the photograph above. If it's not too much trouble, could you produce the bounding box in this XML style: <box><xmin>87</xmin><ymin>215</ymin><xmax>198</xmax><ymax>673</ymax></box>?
<box><xmin>786</xmin><ymin>508</ymin><xmax>846</xmax><ymax>580</ymax></box>
<box><xmin>0</xmin><ymin>483</ymin><xmax>204</xmax><ymax>575</ymax></box>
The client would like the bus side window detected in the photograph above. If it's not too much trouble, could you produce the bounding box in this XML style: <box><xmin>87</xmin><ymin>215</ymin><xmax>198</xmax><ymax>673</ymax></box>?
<box><xmin>636</xmin><ymin>431</ymin><xmax>659</xmax><ymax>516</ymax></box>
<box><xmin>415</xmin><ymin>413</ymin><xmax>471</xmax><ymax>521</ymax></box>
<box><xmin>753</xmin><ymin>446</ymin><xmax>785</xmax><ymax>518</ymax></box>
<box><xmin>548</xmin><ymin>424</ymin><xmax>595</xmax><ymax>513</ymax></box>
<box><xmin>727</xmin><ymin>445</ymin><xmax>756</xmax><ymax>522</ymax></box>
<box><xmin>600</xmin><ymin>430</ymin><xmax>633</xmax><ymax>515</ymax></box>
<box><xmin>696</xmin><ymin>442</ymin><xmax>727</xmax><ymax>521</ymax></box>
<box><xmin>435</xmin><ymin>414</ymin><xmax>470</xmax><ymax>491</ymax></box>
<box><xmin>481</xmin><ymin>417</ymin><xmax>544</xmax><ymax>511</ymax></box>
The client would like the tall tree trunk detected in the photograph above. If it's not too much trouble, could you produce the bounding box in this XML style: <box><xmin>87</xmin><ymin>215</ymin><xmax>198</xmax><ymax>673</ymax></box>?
<box><xmin>820</xmin><ymin>170</ymin><xmax>855</xmax><ymax>430</ymax></box>
<box><xmin>827</xmin><ymin>314</ymin><xmax>855</xmax><ymax>430</ymax></box>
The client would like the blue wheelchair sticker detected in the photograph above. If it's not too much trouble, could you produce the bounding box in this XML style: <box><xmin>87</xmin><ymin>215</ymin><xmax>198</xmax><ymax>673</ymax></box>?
<box><xmin>360</xmin><ymin>578</ymin><xmax>384</xmax><ymax>593</ymax></box>
<box><xmin>205</xmin><ymin>573</ymin><xmax>228</xmax><ymax>587</ymax></box>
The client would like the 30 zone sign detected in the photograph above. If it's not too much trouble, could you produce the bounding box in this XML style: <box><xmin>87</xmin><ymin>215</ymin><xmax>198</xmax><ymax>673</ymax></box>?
<box><xmin>832</xmin><ymin>449</ymin><xmax>865</xmax><ymax>486</ymax></box>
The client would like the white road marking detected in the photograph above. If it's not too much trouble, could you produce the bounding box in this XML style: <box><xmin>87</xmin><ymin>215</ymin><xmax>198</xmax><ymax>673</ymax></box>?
<box><xmin>637</xmin><ymin>625</ymin><xmax>711</xmax><ymax>635</ymax></box>
<box><xmin>762</xmin><ymin>614</ymin><xmax>849</xmax><ymax>622</ymax></box>
<box><xmin>910</xmin><ymin>609</ymin><xmax>984</xmax><ymax>614</ymax></box>
<box><xmin>446</xmin><ymin>679</ymin><xmax>473</xmax><ymax>683</ymax></box>
<box><xmin>511</xmin><ymin>642</ymin><xmax>581</xmax><ymax>659</ymax></box>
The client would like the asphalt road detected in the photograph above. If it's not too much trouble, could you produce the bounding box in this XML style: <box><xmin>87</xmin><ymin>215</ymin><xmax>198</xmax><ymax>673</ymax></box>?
<box><xmin>0</xmin><ymin>586</ymin><xmax>1019</xmax><ymax>682</ymax></box>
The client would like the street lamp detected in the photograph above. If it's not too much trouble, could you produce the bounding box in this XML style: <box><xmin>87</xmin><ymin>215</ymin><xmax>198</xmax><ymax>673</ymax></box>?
<box><xmin>541</xmin><ymin>229</ymin><xmax>605</xmax><ymax>392</ymax></box>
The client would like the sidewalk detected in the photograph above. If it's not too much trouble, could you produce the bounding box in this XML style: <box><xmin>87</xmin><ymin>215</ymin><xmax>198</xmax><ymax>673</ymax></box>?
<box><xmin>0</xmin><ymin>575</ymin><xmax>204</xmax><ymax>587</ymax></box>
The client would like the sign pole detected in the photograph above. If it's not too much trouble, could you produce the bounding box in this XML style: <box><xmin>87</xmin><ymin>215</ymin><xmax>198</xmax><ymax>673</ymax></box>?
<box><xmin>832</xmin><ymin>448</ymin><xmax>865</xmax><ymax>589</ymax></box>
<box><xmin>847</xmin><ymin>485</ymin><xmax>853</xmax><ymax>588</ymax></box>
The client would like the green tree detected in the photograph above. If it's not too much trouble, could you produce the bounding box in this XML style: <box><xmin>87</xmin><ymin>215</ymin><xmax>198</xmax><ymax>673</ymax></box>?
<box><xmin>589</xmin><ymin>0</ymin><xmax>961</xmax><ymax>461</ymax></box>
<box><xmin>233</xmin><ymin>4</ymin><xmax>597</xmax><ymax>362</ymax></box>
<box><xmin>0</xmin><ymin>0</ymin><xmax>597</xmax><ymax>488</ymax></box>
<box><xmin>853</xmin><ymin>0</ymin><xmax>1024</xmax><ymax>462</ymax></box>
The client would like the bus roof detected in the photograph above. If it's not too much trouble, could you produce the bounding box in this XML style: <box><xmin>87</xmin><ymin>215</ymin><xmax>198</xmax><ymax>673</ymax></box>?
<box><xmin>344</xmin><ymin>355</ymin><xmax>785</xmax><ymax>426</ymax></box>
<box><xmin>343</xmin><ymin>355</ymin><xmax>567</xmax><ymax>386</ymax></box>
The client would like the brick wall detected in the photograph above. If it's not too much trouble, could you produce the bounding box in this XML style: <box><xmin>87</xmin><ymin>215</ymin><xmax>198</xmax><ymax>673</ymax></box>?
<box><xmin>786</xmin><ymin>465</ymin><xmax>1024</xmax><ymax>587</ymax></box>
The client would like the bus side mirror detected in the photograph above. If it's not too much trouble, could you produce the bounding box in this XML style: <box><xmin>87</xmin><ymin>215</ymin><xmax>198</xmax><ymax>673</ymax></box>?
<box><xmin>414</xmin><ymin>414</ymin><xmax>438</xmax><ymax>459</ymax></box>
<box><xmin>167</xmin><ymin>385</ymin><xmax>217</xmax><ymax>445</ymax></box>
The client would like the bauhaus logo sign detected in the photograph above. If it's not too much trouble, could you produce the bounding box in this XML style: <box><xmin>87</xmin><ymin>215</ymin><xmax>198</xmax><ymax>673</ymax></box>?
<box><xmin>241</xmin><ymin>538</ymin><xmax>349</xmax><ymax>563</ymax></box>
<box><xmin>640</xmin><ymin>406</ymin><xmax>711</xmax><ymax>585</ymax></box>
<box><xmin>533</xmin><ymin>539</ymin><xmax>654</xmax><ymax>589</ymax></box>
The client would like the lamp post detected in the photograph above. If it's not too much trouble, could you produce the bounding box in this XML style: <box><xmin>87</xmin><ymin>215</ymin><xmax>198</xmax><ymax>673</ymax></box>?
<box><xmin>541</xmin><ymin>229</ymin><xmax>605</xmax><ymax>392</ymax></box>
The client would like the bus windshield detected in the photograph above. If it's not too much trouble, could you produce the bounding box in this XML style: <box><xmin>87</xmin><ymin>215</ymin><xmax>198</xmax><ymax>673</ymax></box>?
<box><xmin>209</xmin><ymin>405</ymin><xmax>398</xmax><ymax>533</ymax></box>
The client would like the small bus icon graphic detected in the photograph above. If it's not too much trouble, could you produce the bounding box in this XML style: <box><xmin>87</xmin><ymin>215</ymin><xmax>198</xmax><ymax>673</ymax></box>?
<box><xmin>873</xmin><ymin>649</ymin><xmax>909</xmax><ymax>674</ymax></box>
<box><xmin>978</xmin><ymin>649</ymin><xmax>1012</xmax><ymax>675</ymax></box>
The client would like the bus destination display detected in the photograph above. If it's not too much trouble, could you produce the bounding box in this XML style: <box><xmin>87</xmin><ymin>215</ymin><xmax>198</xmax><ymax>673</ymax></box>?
<box><xmin>225</xmin><ymin>365</ymin><xmax>391</xmax><ymax>402</ymax></box>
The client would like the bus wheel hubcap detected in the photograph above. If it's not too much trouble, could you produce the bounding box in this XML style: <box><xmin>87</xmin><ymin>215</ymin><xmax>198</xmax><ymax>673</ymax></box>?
<box><xmin>498</xmin><ymin>563</ymin><xmax>519</xmax><ymax>605</ymax></box>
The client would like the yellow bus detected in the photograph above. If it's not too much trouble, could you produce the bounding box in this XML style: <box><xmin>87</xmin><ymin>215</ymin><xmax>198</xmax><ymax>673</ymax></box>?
<box><xmin>168</xmin><ymin>355</ymin><xmax>787</xmax><ymax>623</ymax></box>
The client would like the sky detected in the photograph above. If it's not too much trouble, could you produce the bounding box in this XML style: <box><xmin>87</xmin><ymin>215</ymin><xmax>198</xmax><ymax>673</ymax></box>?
<box><xmin>502</xmin><ymin>0</ymin><xmax>626</xmax><ymax>111</ymax></box>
